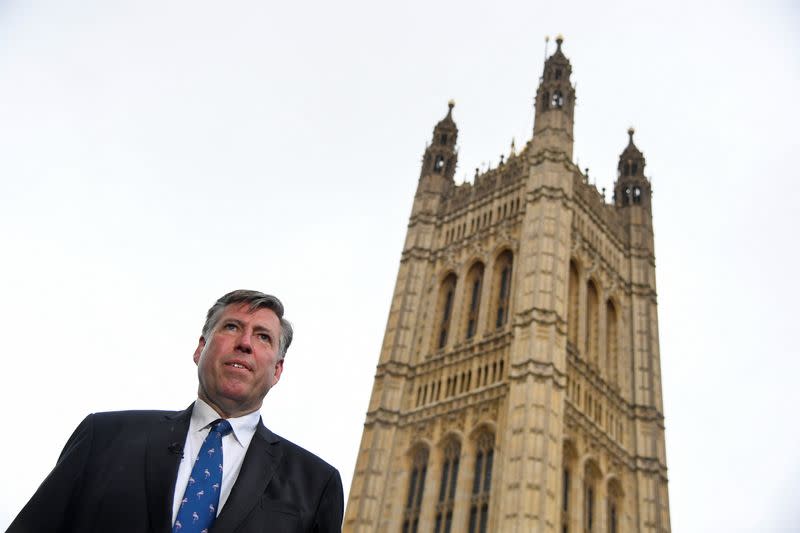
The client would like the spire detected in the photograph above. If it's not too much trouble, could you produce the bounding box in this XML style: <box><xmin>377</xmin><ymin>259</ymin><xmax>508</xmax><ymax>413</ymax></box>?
<box><xmin>532</xmin><ymin>34</ymin><xmax>576</xmax><ymax>157</ymax></box>
<box><xmin>613</xmin><ymin>127</ymin><xmax>651</xmax><ymax>208</ymax></box>
<box><xmin>420</xmin><ymin>100</ymin><xmax>459</xmax><ymax>181</ymax></box>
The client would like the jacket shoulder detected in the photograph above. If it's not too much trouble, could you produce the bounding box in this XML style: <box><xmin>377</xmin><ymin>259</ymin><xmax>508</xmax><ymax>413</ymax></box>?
<box><xmin>269</xmin><ymin>429</ymin><xmax>338</xmax><ymax>475</ymax></box>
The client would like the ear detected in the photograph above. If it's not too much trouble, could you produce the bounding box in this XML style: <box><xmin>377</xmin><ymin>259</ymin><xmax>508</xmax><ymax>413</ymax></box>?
<box><xmin>273</xmin><ymin>358</ymin><xmax>284</xmax><ymax>384</ymax></box>
<box><xmin>193</xmin><ymin>336</ymin><xmax>206</xmax><ymax>365</ymax></box>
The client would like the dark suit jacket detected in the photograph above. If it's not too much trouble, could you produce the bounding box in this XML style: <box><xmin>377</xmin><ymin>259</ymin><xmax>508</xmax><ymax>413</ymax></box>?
<box><xmin>8</xmin><ymin>405</ymin><xmax>343</xmax><ymax>533</ymax></box>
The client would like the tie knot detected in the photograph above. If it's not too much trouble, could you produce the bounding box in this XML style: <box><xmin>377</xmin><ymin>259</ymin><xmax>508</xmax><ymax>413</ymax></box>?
<box><xmin>211</xmin><ymin>419</ymin><xmax>233</xmax><ymax>437</ymax></box>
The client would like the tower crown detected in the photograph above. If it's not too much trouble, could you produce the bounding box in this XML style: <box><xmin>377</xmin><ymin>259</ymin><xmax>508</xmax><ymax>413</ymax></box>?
<box><xmin>614</xmin><ymin>128</ymin><xmax>651</xmax><ymax>208</ymax></box>
<box><xmin>533</xmin><ymin>35</ymin><xmax>576</xmax><ymax>157</ymax></box>
<box><xmin>421</xmin><ymin>101</ymin><xmax>459</xmax><ymax>180</ymax></box>
<box><xmin>542</xmin><ymin>35</ymin><xmax>573</xmax><ymax>88</ymax></box>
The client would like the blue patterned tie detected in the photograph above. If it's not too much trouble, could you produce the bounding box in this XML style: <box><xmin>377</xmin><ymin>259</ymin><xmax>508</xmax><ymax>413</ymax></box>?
<box><xmin>173</xmin><ymin>419</ymin><xmax>232</xmax><ymax>533</ymax></box>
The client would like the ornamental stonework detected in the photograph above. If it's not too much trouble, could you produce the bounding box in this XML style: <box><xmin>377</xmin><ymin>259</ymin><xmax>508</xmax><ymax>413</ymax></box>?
<box><xmin>345</xmin><ymin>37</ymin><xmax>670</xmax><ymax>533</ymax></box>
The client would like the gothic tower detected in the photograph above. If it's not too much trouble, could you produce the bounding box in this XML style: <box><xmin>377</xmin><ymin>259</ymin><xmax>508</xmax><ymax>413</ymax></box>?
<box><xmin>345</xmin><ymin>38</ymin><xmax>670</xmax><ymax>533</ymax></box>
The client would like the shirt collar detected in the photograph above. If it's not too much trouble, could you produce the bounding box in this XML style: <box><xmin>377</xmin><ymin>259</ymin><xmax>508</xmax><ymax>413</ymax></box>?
<box><xmin>191</xmin><ymin>398</ymin><xmax>261</xmax><ymax>449</ymax></box>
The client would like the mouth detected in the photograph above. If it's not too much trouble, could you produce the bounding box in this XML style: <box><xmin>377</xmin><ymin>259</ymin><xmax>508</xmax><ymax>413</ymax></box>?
<box><xmin>224</xmin><ymin>360</ymin><xmax>252</xmax><ymax>372</ymax></box>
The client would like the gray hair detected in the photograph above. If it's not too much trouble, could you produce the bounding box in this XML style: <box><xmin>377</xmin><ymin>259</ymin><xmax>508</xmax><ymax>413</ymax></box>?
<box><xmin>202</xmin><ymin>289</ymin><xmax>294</xmax><ymax>359</ymax></box>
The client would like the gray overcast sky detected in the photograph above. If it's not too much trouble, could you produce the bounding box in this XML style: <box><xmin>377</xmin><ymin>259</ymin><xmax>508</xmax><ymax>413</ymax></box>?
<box><xmin>1</xmin><ymin>0</ymin><xmax>798</xmax><ymax>530</ymax></box>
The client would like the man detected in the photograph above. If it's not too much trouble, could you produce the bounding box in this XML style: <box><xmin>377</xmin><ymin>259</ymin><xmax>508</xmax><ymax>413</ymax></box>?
<box><xmin>8</xmin><ymin>290</ymin><xmax>343</xmax><ymax>533</ymax></box>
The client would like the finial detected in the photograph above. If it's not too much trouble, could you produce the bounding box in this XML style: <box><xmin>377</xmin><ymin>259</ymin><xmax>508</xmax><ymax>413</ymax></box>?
<box><xmin>543</xmin><ymin>36</ymin><xmax>550</xmax><ymax>62</ymax></box>
<box><xmin>556</xmin><ymin>34</ymin><xmax>564</xmax><ymax>49</ymax></box>
<box><xmin>628</xmin><ymin>126</ymin><xmax>635</xmax><ymax>141</ymax></box>
<box><xmin>499</xmin><ymin>154</ymin><xmax>505</xmax><ymax>165</ymax></box>
<box><xmin>475</xmin><ymin>167</ymin><xmax>479</xmax><ymax>177</ymax></box>
<box><xmin>448</xmin><ymin>99</ymin><xmax>455</xmax><ymax>110</ymax></box>
<box><xmin>510</xmin><ymin>138</ymin><xmax>517</xmax><ymax>156</ymax></box>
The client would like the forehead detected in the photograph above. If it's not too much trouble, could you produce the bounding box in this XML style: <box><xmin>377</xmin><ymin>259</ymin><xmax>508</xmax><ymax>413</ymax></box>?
<box><xmin>216</xmin><ymin>303</ymin><xmax>280</xmax><ymax>331</ymax></box>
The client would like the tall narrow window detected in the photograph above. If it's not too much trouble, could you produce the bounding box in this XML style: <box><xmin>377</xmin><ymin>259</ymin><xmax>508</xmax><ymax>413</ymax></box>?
<box><xmin>568</xmin><ymin>260</ymin><xmax>579</xmax><ymax>349</ymax></box>
<box><xmin>465</xmin><ymin>262</ymin><xmax>485</xmax><ymax>340</ymax></box>
<box><xmin>607</xmin><ymin>479</ymin><xmax>623</xmax><ymax>533</ymax></box>
<box><xmin>583</xmin><ymin>462</ymin><xmax>600</xmax><ymax>533</ymax></box>
<box><xmin>403</xmin><ymin>447</ymin><xmax>429</xmax><ymax>533</ymax></box>
<box><xmin>434</xmin><ymin>440</ymin><xmax>461</xmax><ymax>533</ymax></box>
<box><xmin>561</xmin><ymin>442</ymin><xmax>577</xmax><ymax>533</ymax></box>
<box><xmin>468</xmin><ymin>433</ymin><xmax>494</xmax><ymax>533</ymax></box>
<box><xmin>492</xmin><ymin>251</ymin><xmax>513</xmax><ymax>329</ymax></box>
<box><xmin>434</xmin><ymin>154</ymin><xmax>445</xmax><ymax>173</ymax></box>
<box><xmin>437</xmin><ymin>274</ymin><xmax>457</xmax><ymax>350</ymax></box>
<box><xmin>586</xmin><ymin>486</ymin><xmax>594</xmax><ymax>532</ymax></box>
<box><xmin>608</xmin><ymin>502</ymin><xmax>617</xmax><ymax>533</ymax></box>
<box><xmin>606</xmin><ymin>300</ymin><xmax>618</xmax><ymax>385</ymax></box>
<box><xmin>585</xmin><ymin>280</ymin><xmax>599</xmax><ymax>365</ymax></box>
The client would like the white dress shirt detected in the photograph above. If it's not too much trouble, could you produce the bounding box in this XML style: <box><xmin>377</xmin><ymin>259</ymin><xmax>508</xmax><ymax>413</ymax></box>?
<box><xmin>171</xmin><ymin>399</ymin><xmax>261</xmax><ymax>525</ymax></box>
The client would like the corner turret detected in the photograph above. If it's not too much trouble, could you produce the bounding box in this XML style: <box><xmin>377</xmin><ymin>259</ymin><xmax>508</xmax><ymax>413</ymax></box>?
<box><xmin>613</xmin><ymin>128</ymin><xmax>651</xmax><ymax>209</ymax></box>
<box><xmin>532</xmin><ymin>35</ymin><xmax>576</xmax><ymax>158</ymax></box>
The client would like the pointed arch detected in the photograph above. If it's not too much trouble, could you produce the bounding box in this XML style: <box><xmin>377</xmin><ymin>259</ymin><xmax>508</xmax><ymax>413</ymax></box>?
<box><xmin>434</xmin><ymin>437</ymin><xmax>462</xmax><ymax>533</ymax></box>
<box><xmin>402</xmin><ymin>445</ymin><xmax>430</xmax><ymax>533</ymax></box>
<box><xmin>583</xmin><ymin>460</ymin><xmax>602</xmax><ymax>533</ymax></box>
<box><xmin>468</xmin><ymin>431</ymin><xmax>495</xmax><ymax>533</ymax></box>
<box><xmin>606</xmin><ymin>298</ymin><xmax>619</xmax><ymax>386</ymax></box>
<box><xmin>435</xmin><ymin>273</ymin><xmax>458</xmax><ymax>350</ymax></box>
<box><xmin>491</xmin><ymin>250</ymin><xmax>514</xmax><ymax>330</ymax></box>
<box><xmin>464</xmin><ymin>262</ymin><xmax>486</xmax><ymax>340</ymax></box>
<box><xmin>606</xmin><ymin>477</ymin><xmax>624</xmax><ymax>533</ymax></box>
<box><xmin>568</xmin><ymin>260</ymin><xmax>580</xmax><ymax>349</ymax></box>
<box><xmin>585</xmin><ymin>279</ymin><xmax>600</xmax><ymax>365</ymax></box>
<box><xmin>561</xmin><ymin>440</ymin><xmax>579</xmax><ymax>533</ymax></box>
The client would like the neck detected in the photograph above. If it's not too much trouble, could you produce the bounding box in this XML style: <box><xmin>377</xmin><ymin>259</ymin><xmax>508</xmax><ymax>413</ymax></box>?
<box><xmin>197</xmin><ymin>390</ymin><xmax>260</xmax><ymax>420</ymax></box>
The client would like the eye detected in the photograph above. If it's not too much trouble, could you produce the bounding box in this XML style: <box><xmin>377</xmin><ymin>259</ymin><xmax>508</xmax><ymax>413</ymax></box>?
<box><xmin>257</xmin><ymin>333</ymin><xmax>271</xmax><ymax>343</ymax></box>
<box><xmin>223</xmin><ymin>322</ymin><xmax>238</xmax><ymax>331</ymax></box>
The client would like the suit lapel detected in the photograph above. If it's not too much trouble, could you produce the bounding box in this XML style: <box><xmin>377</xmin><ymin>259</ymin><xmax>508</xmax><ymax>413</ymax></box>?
<box><xmin>212</xmin><ymin>421</ymin><xmax>282</xmax><ymax>533</ymax></box>
<box><xmin>146</xmin><ymin>405</ymin><xmax>193</xmax><ymax>533</ymax></box>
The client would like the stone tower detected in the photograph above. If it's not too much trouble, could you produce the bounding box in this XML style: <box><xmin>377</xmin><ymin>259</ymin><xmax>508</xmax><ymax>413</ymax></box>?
<box><xmin>345</xmin><ymin>37</ymin><xmax>670</xmax><ymax>533</ymax></box>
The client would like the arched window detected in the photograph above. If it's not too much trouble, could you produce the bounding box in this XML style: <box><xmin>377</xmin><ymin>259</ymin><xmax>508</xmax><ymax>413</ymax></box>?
<box><xmin>465</xmin><ymin>262</ymin><xmax>485</xmax><ymax>340</ymax></box>
<box><xmin>606</xmin><ymin>300</ymin><xmax>618</xmax><ymax>386</ymax></box>
<box><xmin>434</xmin><ymin>155</ymin><xmax>445</xmax><ymax>173</ymax></box>
<box><xmin>568</xmin><ymin>260</ymin><xmax>579</xmax><ymax>349</ymax></box>
<box><xmin>607</xmin><ymin>479</ymin><xmax>623</xmax><ymax>533</ymax></box>
<box><xmin>468</xmin><ymin>432</ymin><xmax>494</xmax><ymax>533</ymax></box>
<box><xmin>585</xmin><ymin>280</ymin><xmax>599</xmax><ymax>365</ymax></box>
<box><xmin>583</xmin><ymin>462</ymin><xmax>601</xmax><ymax>533</ymax></box>
<box><xmin>434</xmin><ymin>439</ymin><xmax>461</xmax><ymax>533</ymax></box>
<box><xmin>561</xmin><ymin>441</ymin><xmax>578</xmax><ymax>533</ymax></box>
<box><xmin>551</xmin><ymin>90</ymin><xmax>564</xmax><ymax>108</ymax></box>
<box><xmin>492</xmin><ymin>251</ymin><xmax>513</xmax><ymax>330</ymax></box>
<box><xmin>542</xmin><ymin>91</ymin><xmax>550</xmax><ymax>112</ymax></box>
<box><xmin>437</xmin><ymin>274</ymin><xmax>458</xmax><ymax>350</ymax></box>
<box><xmin>403</xmin><ymin>446</ymin><xmax>429</xmax><ymax>533</ymax></box>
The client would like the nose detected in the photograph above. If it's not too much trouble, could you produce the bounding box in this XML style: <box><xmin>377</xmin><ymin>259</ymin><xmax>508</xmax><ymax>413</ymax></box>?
<box><xmin>234</xmin><ymin>329</ymin><xmax>253</xmax><ymax>354</ymax></box>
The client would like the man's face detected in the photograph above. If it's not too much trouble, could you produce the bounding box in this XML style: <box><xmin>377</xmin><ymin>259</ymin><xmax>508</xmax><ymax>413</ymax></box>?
<box><xmin>193</xmin><ymin>303</ymin><xmax>284</xmax><ymax>418</ymax></box>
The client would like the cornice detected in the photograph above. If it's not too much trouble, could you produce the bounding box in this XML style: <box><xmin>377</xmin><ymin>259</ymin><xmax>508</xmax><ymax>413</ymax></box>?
<box><xmin>508</xmin><ymin>358</ymin><xmax>566</xmax><ymax>387</ymax></box>
<box><xmin>375</xmin><ymin>360</ymin><xmax>412</xmax><ymax>379</ymax></box>
<box><xmin>514</xmin><ymin>306</ymin><xmax>567</xmax><ymax>335</ymax></box>
<box><xmin>564</xmin><ymin>402</ymin><xmax>634</xmax><ymax>469</ymax></box>
<box><xmin>567</xmin><ymin>350</ymin><xmax>632</xmax><ymax>415</ymax></box>
<box><xmin>418</xmin><ymin>330</ymin><xmax>513</xmax><ymax>375</ymax></box>
<box><xmin>401</xmin><ymin>382</ymin><xmax>507</xmax><ymax>427</ymax></box>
